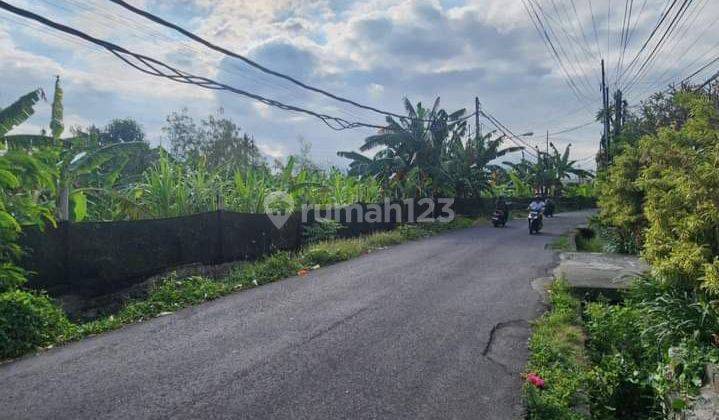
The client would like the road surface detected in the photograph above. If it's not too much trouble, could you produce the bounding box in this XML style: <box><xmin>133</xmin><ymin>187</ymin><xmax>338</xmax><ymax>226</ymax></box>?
<box><xmin>0</xmin><ymin>211</ymin><xmax>591</xmax><ymax>419</ymax></box>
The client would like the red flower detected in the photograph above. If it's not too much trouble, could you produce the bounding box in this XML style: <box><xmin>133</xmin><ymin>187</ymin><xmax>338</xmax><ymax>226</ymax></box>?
<box><xmin>526</xmin><ymin>373</ymin><xmax>545</xmax><ymax>389</ymax></box>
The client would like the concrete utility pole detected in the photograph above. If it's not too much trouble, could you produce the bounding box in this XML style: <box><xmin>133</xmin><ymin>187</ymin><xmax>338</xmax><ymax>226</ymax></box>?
<box><xmin>613</xmin><ymin>89</ymin><xmax>623</xmax><ymax>149</ymax></box>
<box><xmin>600</xmin><ymin>59</ymin><xmax>610</xmax><ymax>167</ymax></box>
<box><xmin>475</xmin><ymin>97</ymin><xmax>481</xmax><ymax>139</ymax></box>
<box><xmin>546</xmin><ymin>130</ymin><xmax>550</xmax><ymax>156</ymax></box>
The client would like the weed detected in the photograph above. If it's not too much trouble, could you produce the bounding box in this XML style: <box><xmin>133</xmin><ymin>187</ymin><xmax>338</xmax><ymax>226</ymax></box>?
<box><xmin>0</xmin><ymin>290</ymin><xmax>76</xmax><ymax>358</ymax></box>
<box><xmin>525</xmin><ymin>279</ymin><xmax>590</xmax><ymax>419</ymax></box>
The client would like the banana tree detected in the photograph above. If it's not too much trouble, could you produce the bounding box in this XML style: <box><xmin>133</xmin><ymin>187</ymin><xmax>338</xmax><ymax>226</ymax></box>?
<box><xmin>545</xmin><ymin>143</ymin><xmax>594</xmax><ymax>196</ymax></box>
<box><xmin>443</xmin><ymin>130</ymin><xmax>523</xmax><ymax>198</ymax></box>
<box><xmin>4</xmin><ymin>77</ymin><xmax>144</xmax><ymax>221</ymax></box>
<box><xmin>338</xmin><ymin>98</ymin><xmax>466</xmax><ymax>199</ymax></box>
<box><xmin>0</xmin><ymin>88</ymin><xmax>57</xmax><ymax>288</ymax></box>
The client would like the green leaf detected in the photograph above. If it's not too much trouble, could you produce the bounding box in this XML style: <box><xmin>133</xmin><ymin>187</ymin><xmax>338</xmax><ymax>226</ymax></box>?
<box><xmin>71</xmin><ymin>191</ymin><xmax>87</xmax><ymax>222</ymax></box>
<box><xmin>0</xmin><ymin>169</ymin><xmax>19</xmax><ymax>188</ymax></box>
<box><xmin>0</xmin><ymin>210</ymin><xmax>21</xmax><ymax>232</ymax></box>
<box><xmin>671</xmin><ymin>398</ymin><xmax>687</xmax><ymax>411</ymax></box>
<box><xmin>50</xmin><ymin>76</ymin><xmax>64</xmax><ymax>140</ymax></box>
<box><xmin>0</xmin><ymin>89</ymin><xmax>45</xmax><ymax>137</ymax></box>
<box><xmin>67</xmin><ymin>141</ymin><xmax>145</xmax><ymax>174</ymax></box>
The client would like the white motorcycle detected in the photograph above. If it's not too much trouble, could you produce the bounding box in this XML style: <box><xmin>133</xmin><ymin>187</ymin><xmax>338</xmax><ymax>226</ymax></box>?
<box><xmin>528</xmin><ymin>211</ymin><xmax>543</xmax><ymax>234</ymax></box>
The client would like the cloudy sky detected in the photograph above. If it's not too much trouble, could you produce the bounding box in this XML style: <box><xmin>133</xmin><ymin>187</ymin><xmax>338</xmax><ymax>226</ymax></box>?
<box><xmin>2</xmin><ymin>0</ymin><xmax>718</xmax><ymax>170</ymax></box>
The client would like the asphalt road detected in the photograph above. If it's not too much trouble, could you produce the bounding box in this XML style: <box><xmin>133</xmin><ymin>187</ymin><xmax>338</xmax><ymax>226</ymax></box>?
<box><xmin>0</xmin><ymin>211</ymin><xmax>591</xmax><ymax>420</ymax></box>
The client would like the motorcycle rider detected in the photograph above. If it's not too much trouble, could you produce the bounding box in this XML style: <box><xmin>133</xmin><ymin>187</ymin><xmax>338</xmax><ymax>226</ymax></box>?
<box><xmin>528</xmin><ymin>194</ymin><xmax>545</xmax><ymax>215</ymax></box>
<box><xmin>495</xmin><ymin>196</ymin><xmax>509</xmax><ymax>224</ymax></box>
<box><xmin>544</xmin><ymin>196</ymin><xmax>555</xmax><ymax>217</ymax></box>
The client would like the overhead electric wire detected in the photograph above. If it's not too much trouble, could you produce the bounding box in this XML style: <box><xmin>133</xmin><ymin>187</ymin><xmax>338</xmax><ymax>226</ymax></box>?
<box><xmin>549</xmin><ymin>120</ymin><xmax>597</xmax><ymax>135</ymax></box>
<box><xmin>617</xmin><ymin>0</ymin><xmax>678</xmax><ymax>84</ymax></box>
<box><xmin>587</xmin><ymin>0</ymin><xmax>604</xmax><ymax>60</ymax></box>
<box><xmin>531</xmin><ymin>0</ymin><xmax>597</xmax><ymax>97</ymax></box>
<box><xmin>47</xmin><ymin>0</ymin><xmax>380</xmax><ymax>126</ymax></box>
<box><xmin>618</xmin><ymin>0</ymin><xmax>686</xmax><ymax>90</ymax></box>
<box><xmin>548</xmin><ymin>0</ymin><xmax>599</xmax><ymax>80</ymax></box>
<box><xmin>614</xmin><ymin>0</ymin><xmax>636</xmax><ymax>85</ymax></box>
<box><xmin>0</xmin><ymin>0</ymin><xmax>388</xmax><ymax>131</ymax></box>
<box><xmin>626</xmin><ymin>0</ymin><xmax>711</xmax><ymax>98</ymax></box>
<box><xmin>104</xmin><ymin>0</ymin><xmax>419</xmax><ymax>123</ymax></box>
<box><xmin>568</xmin><ymin>0</ymin><xmax>600</xmax><ymax>71</ymax></box>
<box><xmin>623</xmin><ymin>0</ymin><xmax>695</xmax><ymax>93</ymax></box>
<box><xmin>478</xmin><ymin>109</ymin><xmax>540</xmax><ymax>159</ymax></box>
<box><xmin>522</xmin><ymin>0</ymin><xmax>596</xmax><ymax>108</ymax></box>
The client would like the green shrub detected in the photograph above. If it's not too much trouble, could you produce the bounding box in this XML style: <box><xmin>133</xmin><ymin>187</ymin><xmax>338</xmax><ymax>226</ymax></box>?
<box><xmin>0</xmin><ymin>262</ymin><xmax>27</xmax><ymax>293</ymax></box>
<box><xmin>119</xmin><ymin>276</ymin><xmax>229</xmax><ymax>322</ymax></box>
<box><xmin>575</xmin><ymin>234</ymin><xmax>605</xmax><ymax>252</ymax></box>
<box><xmin>550</xmin><ymin>234</ymin><xmax>571</xmax><ymax>251</ymax></box>
<box><xmin>584</xmin><ymin>275</ymin><xmax>719</xmax><ymax>417</ymax></box>
<box><xmin>596</xmin><ymin>146</ymin><xmax>645</xmax><ymax>252</ymax></box>
<box><xmin>228</xmin><ymin>252</ymin><xmax>304</xmax><ymax>286</ymax></box>
<box><xmin>584</xmin><ymin>301</ymin><xmax>656</xmax><ymax>417</ymax></box>
<box><xmin>302</xmin><ymin>239</ymin><xmax>365</xmax><ymax>266</ymax></box>
<box><xmin>0</xmin><ymin>290</ymin><xmax>76</xmax><ymax>359</ymax></box>
<box><xmin>365</xmin><ymin>230</ymin><xmax>405</xmax><ymax>248</ymax></box>
<box><xmin>525</xmin><ymin>279</ymin><xmax>590</xmax><ymax>419</ymax></box>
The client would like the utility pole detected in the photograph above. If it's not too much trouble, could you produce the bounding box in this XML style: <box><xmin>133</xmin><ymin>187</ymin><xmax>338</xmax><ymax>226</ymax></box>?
<box><xmin>546</xmin><ymin>130</ymin><xmax>550</xmax><ymax>156</ymax></box>
<box><xmin>546</xmin><ymin>130</ymin><xmax>550</xmax><ymax>196</ymax></box>
<box><xmin>475</xmin><ymin>97</ymin><xmax>481</xmax><ymax>139</ymax></box>
<box><xmin>600</xmin><ymin>59</ymin><xmax>610</xmax><ymax>168</ymax></box>
<box><xmin>613</xmin><ymin>89</ymin><xmax>623</xmax><ymax>152</ymax></box>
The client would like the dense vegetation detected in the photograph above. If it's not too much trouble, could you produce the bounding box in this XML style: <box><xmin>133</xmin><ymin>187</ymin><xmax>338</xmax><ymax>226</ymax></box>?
<box><xmin>526</xmin><ymin>84</ymin><xmax>719</xmax><ymax>418</ymax></box>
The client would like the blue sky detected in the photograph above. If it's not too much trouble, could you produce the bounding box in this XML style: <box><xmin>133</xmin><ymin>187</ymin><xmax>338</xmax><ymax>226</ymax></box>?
<box><xmin>2</xmin><ymin>0</ymin><xmax>718</xmax><ymax>169</ymax></box>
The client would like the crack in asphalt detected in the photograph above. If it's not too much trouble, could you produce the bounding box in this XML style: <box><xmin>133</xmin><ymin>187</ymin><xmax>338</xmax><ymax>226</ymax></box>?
<box><xmin>307</xmin><ymin>306</ymin><xmax>370</xmax><ymax>343</ymax></box>
<box><xmin>481</xmin><ymin>319</ymin><xmax>530</xmax><ymax>356</ymax></box>
<box><xmin>481</xmin><ymin>319</ymin><xmax>532</xmax><ymax>375</ymax></box>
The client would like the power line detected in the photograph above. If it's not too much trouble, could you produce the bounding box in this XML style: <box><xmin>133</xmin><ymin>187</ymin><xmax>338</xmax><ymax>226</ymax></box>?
<box><xmin>105</xmin><ymin>0</ymin><xmax>417</xmax><ymax>122</ymax></box>
<box><xmin>522</xmin><ymin>0</ymin><xmax>597</xmax><ymax>108</ymax></box>
<box><xmin>623</xmin><ymin>0</ymin><xmax>695</xmax><ymax>92</ymax></box>
<box><xmin>479</xmin><ymin>109</ymin><xmax>540</xmax><ymax>159</ymax></box>
<box><xmin>626</xmin><ymin>0</ymin><xmax>712</xmax><ymax>99</ymax></box>
<box><xmin>533</xmin><ymin>0</ymin><xmax>598</xmax><ymax>96</ymax></box>
<box><xmin>619</xmin><ymin>0</ymin><xmax>691</xmax><ymax>90</ymax></box>
<box><xmin>0</xmin><ymin>0</ymin><xmax>386</xmax><ymax>131</ymax></box>
<box><xmin>48</xmin><ymin>0</ymin><xmax>383</xmax><ymax>126</ymax></box>
<box><xmin>549</xmin><ymin>120</ymin><xmax>597</xmax><ymax>135</ymax></box>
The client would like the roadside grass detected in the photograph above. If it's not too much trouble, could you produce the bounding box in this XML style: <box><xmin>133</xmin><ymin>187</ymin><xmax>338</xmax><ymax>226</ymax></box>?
<box><xmin>75</xmin><ymin>217</ymin><xmax>473</xmax><ymax>340</ymax></box>
<box><xmin>550</xmin><ymin>234</ymin><xmax>571</xmax><ymax>251</ymax></box>
<box><xmin>525</xmin><ymin>278</ymin><xmax>590</xmax><ymax>419</ymax></box>
<box><xmin>575</xmin><ymin>234</ymin><xmax>605</xmax><ymax>253</ymax></box>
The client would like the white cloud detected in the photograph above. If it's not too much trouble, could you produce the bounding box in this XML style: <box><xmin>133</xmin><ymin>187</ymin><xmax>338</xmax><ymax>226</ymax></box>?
<box><xmin>3</xmin><ymin>0</ymin><xmax>718</xmax><ymax>169</ymax></box>
<box><xmin>257</xmin><ymin>142</ymin><xmax>287</xmax><ymax>160</ymax></box>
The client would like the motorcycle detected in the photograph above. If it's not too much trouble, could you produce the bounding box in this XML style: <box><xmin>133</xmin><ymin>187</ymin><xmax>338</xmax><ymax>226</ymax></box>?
<box><xmin>528</xmin><ymin>211</ymin><xmax>543</xmax><ymax>234</ymax></box>
<box><xmin>544</xmin><ymin>200</ymin><xmax>555</xmax><ymax>218</ymax></box>
<box><xmin>491</xmin><ymin>209</ymin><xmax>507</xmax><ymax>227</ymax></box>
